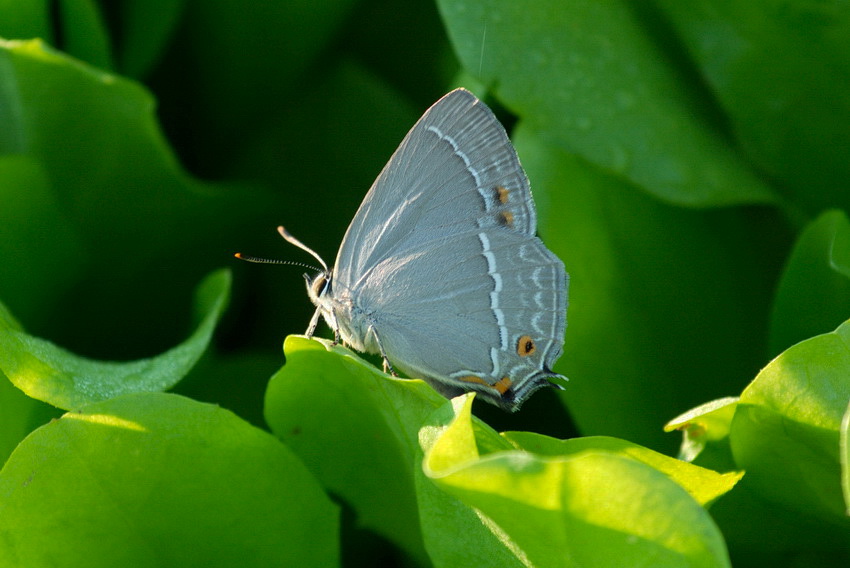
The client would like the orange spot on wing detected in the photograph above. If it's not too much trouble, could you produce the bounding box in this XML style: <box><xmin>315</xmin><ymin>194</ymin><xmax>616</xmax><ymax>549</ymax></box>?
<box><xmin>517</xmin><ymin>335</ymin><xmax>536</xmax><ymax>357</ymax></box>
<box><xmin>499</xmin><ymin>211</ymin><xmax>514</xmax><ymax>227</ymax></box>
<box><xmin>459</xmin><ymin>375</ymin><xmax>490</xmax><ymax>387</ymax></box>
<box><xmin>493</xmin><ymin>376</ymin><xmax>513</xmax><ymax>394</ymax></box>
<box><xmin>459</xmin><ymin>375</ymin><xmax>513</xmax><ymax>395</ymax></box>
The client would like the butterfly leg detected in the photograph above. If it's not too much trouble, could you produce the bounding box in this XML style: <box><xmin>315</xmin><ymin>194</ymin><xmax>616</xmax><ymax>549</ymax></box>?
<box><xmin>307</xmin><ymin>305</ymin><xmax>344</xmax><ymax>345</ymax></box>
<box><xmin>305</xmin><ymin>305</ymin><xmax>322</xmax><ymax>338</ymax></box>
<box><xmin>329</xmin><ymin>308</ymin><xmax>342</xmax><ymax>345</ymax></box>
<box><xmin>370</xmin><ymin>326</ymin><xmax>398</xmax><ymax>376</ymax></box>
<box><xmin>382</xmin><ymin>358</ymin><xmax>398</xmax><ymax>376</ymax></box>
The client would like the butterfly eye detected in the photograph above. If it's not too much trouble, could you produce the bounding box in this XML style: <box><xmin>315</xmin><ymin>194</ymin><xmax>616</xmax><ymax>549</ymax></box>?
<box><xmin>311</xmin><ymin>274</ymin><xmax>329</xmax><ymax>297</ymax></box>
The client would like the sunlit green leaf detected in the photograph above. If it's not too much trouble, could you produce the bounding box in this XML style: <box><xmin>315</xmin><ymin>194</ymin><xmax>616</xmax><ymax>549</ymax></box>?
<box><xmin>423</xmin><ymin>395</ymin><xmax>731</xmax><ymax>567</ymax></box>
<box><xmin>0</xmin><ymin>392</ymin><xmax>339</xmax><ymax>567</ymax></box>
<box><xmin>0</xmin><ymin>270</ymin><xmax>229</xmax><ymax>410</ymax></box>
<box><xmin>265</xmin><ymin>336</ymin><xmax>442</xmax><ymax>565</ymax></box>
<box><xmin>504</xmin><ymin>432</ymin><xmax>743</xmax><ymax>507</ymax></box>
<box><xmin>665</xmin><ymin>397</ymin><xmax>739</xmax><ymax>466</ymax></box>
<box><xmin>841</xmin><ymin>399</ymin><xmax>850</xmax><ymax>516</ymax></box>
<box><xmin>732</xmin><ymin>318</ymin><xmax>850</xmax><ymax>527</ymax></box>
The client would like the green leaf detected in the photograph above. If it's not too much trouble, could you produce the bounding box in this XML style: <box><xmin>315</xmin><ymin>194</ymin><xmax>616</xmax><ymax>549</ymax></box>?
<box><xmin>665</xmin><ymin>397</ymin><xmax>739</xmax><ymax>467</ymax></box>
<box><xmin>654</xmin><ymin>1</ymin><xmax>850</xmax><ymax>214</ymax></box>
<box><xmin>56</xmin><ymin>0</ymin><xmax>113</xmax><ymax>70</ymax></box>
<box><xmin>0</xmin><ymin>392</ymin><xmax>339</xmax><ymax>567</ymax></box>
<box><xmin>0</xmin><ymin>0</ymin><xmax>52</xmax><ymax>41</ymax></box>
<box><xmin>0</xmin><ymin>38</ymin><xmax>264</xmax><ymax>262</ymax></box>
<box><xmin>0</xmin><ymin>37</ymin><xmax>187</xmax><ymax>252</ymax></box>
<box><xmin>437</xmin><ymin>0</ymin><xmax>775</xmax><ymax>206</ymax></box>
<box><xmin>769</xmin><ymin>210</ymin><xmax>850</xmax><ymax>355</ymax></box>
<box><xmin>416</xmin><ymin>396</ymin><xmax>534</xmax><ymax>567</ymax></box>
<box><xmin>0</xmin><ymin>38</ymin><xmax>271</xmax><ymax>352</ymax></box>
<box><xmin>0</xmin><ymin>155</ymin><xmax>86</xmax><ymax>324</ymax></box>
<box><xmin>264</xmin><ymin>335</ymin><xmax>444</xmax><ymax>565</ymax></box>
<box><xmin>172</xmin><ymin>0</ymin><xmax>359</xmax><ymax>170</ymax></box>
<box><xmin>731</xmin><ymin>318</ymin><xmax>850</xmax><ymax>527</ymax></box>
<box><xmin>0</xmin><ymin>1</ymin><xmax>112</xmax><ymax>69</ymax></box>
<box><xmin>0</xmin><ymin>372</ymin><xmax>58</xmax><ymax>467</ymax></box>
<box><xmin>503</xmin><ymin>432</ymin><xmax>743</xmax><ymax>507</ymax></box>
<box><xmin>264</xmin><ymin>338</ymin><xmax>564</xmax><ymax>566</ymax></box>
<box><xmin>112</xmin><ymin>0</ymin><xmax>187</xmax><ymax>78</ymax></box>
<box><xmin>842</xmin><ymin>399</ymin><xmax>850</xmax><ymax>516</ymax></box>
<box><xmin>423</xmin><ymin>395</ymin><xmax>731</xmax><ymax>568</ymax></box>
<box><xmin>0</xmin><ymin>269</ymin><xmax>230</xmax><ymax>410</ymax></box>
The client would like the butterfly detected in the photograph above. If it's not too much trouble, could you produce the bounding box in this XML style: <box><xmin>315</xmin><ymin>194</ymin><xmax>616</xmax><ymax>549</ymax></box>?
<box><xmin>239</xmin><ymin>89</ymin><xmax>568</xmax><ymax>411</ymax></box>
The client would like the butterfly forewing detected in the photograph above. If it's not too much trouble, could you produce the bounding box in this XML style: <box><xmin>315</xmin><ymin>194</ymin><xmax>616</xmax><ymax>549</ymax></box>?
<box><xmin>333</xmin><ymin>89</ymin><xmax>537</xmax><ymax>291</ymax></box>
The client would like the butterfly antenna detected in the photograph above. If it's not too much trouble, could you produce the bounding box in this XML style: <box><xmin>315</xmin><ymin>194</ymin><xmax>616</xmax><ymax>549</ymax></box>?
<box><xmin>233</xmin><ymin>226</ymin><xmax>328</xmax><ymax>273</ymax></box>
<box><xmin>233</xmin><ymin>253</ymin><xmax>320</xmax><ymax>272</ymax></box>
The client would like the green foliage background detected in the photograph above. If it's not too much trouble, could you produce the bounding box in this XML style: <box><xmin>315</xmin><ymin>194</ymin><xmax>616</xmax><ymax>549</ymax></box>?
<box><xmin>1</xmin><ymin>1</ymin><xmax>849</xmax><ymax>566</ymax></box>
